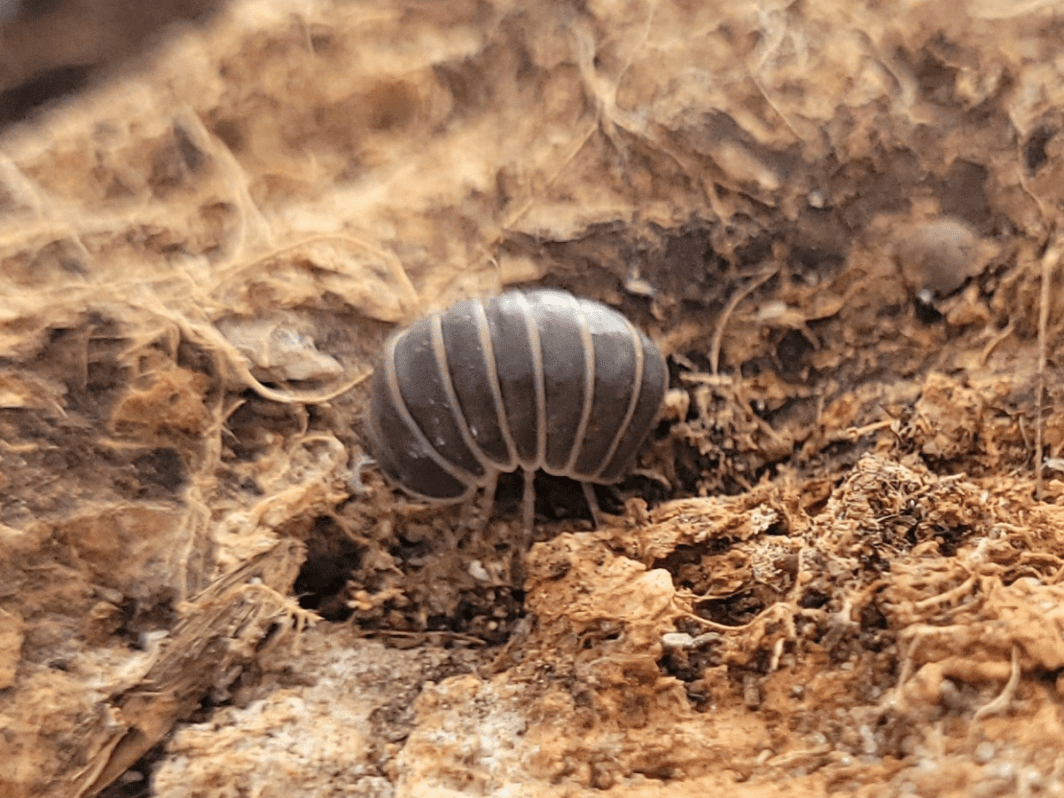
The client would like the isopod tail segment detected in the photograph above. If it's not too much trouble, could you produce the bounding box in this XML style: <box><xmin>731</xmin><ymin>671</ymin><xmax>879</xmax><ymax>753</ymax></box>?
<box><xmin>366</xmin><ymin>288</ymin><xmax>668</xmax><ymax>533</ymax></box>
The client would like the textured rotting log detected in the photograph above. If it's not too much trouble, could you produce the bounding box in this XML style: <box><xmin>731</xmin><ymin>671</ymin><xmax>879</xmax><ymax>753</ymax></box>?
<box><xmin>72</xmin><ymin>539</ymin><xmax>308</xmax><ymax>798</ymax></box>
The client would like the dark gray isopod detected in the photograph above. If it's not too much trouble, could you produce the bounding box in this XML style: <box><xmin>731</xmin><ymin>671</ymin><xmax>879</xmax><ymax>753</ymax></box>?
<box><xmin>366</xmin><ymin>288</ymin><xmax>667</xmax><ymax>526</ymax></box>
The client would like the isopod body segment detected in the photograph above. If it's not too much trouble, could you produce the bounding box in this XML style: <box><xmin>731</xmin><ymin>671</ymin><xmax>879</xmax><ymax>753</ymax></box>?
<box><xmin>366</xmin><ymin>288</ymin><xmax>667</xmax><ymax>519</ymax></box>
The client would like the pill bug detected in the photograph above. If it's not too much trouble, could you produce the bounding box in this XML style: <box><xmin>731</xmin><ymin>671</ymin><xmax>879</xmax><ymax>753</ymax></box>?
<box><xmin>366</xmin><ymin>287</ymin><xmax>668</xmax><ymax>528</ymax></box>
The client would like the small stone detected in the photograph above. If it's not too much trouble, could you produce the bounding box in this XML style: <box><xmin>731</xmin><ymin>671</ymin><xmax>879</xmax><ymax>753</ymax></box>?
<box><xmin>896</xmin><ymin>217</ymin><xmax>985</xmax><ymax>296</ymax></box>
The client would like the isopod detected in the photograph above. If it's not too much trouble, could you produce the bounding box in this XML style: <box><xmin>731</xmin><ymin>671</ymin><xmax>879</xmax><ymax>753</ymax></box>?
<box><xmin>366</xmin><ymin>287</ymin><xmax>668</xmax><ymax>528</ymax></box>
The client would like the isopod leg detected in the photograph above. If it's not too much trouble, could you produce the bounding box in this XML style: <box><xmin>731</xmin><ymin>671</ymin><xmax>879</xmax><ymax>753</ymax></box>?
<box><xmin>501</xmin><ymin>469</ymin><xmax>537</xmax><ymax>588</ymax></box>
<box><xmin>522</xmin><ymin>468</ymin><xmax>536</xmax><ymax>535</ymax></box>
<box><xmin>479</xmin><ymin>471</ymin><xmax>499</xmax><ymax>526</ymax></box>
<box><xmin>582</xmin><ymin>482</ymin><xmax>602</xmax><ymax>529</ymax></box>
<box><xmin>460</xmin><ymin>471</ymin><xmax>499</xmax><ymax>533</ymax></box>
